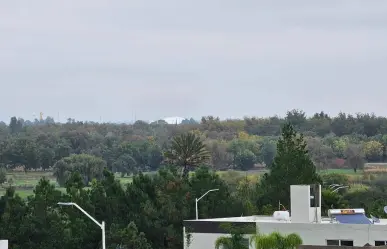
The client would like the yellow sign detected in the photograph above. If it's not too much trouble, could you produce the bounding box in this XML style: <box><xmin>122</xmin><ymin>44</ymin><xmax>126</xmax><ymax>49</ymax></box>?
<box><xmin>340</xmin><ymin>209</ymin><xmax>355</xmax><ymax>214</ymax></box>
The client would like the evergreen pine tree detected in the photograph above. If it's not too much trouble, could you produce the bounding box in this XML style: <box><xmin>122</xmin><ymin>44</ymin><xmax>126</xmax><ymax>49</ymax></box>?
<box><xmin>260</xmin><ymin>122</ymin><xmax>321</xmax><ymax>208</ymax></box>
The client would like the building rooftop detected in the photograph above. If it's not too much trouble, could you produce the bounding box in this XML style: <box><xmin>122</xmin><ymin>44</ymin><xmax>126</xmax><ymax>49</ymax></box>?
<box><xmin>187</xmin><ymin>185</ymin><xmax>386</xmax><ymax>226</ymax></box>
<box><xmin>187</xmin><ymin>215</ymin><xmax>387</xmax><ymax>225</ymax></box>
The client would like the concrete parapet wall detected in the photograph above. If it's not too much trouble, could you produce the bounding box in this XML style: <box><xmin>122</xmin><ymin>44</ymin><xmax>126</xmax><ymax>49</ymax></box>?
<box><xmin>299</xmin><ymin>245</ymin><xmax>387</xmax><ymax>249</ymax></box>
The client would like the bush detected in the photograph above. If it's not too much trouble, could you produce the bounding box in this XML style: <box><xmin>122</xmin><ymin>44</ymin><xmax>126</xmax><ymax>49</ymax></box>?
<box><xmin>369</xmin><ymin>174</ymin><xmax>387</xmax><ymax>191</ymax></box>
<box><xmin>321</xmin><ymin>173</ymin><xmax>349</xmax><ymax>186</ymax></box>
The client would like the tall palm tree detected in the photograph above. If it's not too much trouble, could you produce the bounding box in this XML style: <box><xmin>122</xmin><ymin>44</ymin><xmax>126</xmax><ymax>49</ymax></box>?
<box><xmin>164</xmin><ymin>132</ymin><xmax>210</xmax><ymax>178</ymax></box>
<box><xmin>251</xmin><ymin>231</ymin><xmax>302</xmax><ymax>249</ymax></box>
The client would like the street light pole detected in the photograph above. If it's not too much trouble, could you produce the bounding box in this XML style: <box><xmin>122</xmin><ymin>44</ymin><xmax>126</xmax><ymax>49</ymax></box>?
<box><xmin>332</xmin><ymin>186</ymin><xmax>349</xmax><ymax>193</ymax></box>
<box><xmin>58</xmin><ymin>202</ymin><xmax>106</xmax><ymax>249</ymax></box>
<box><xmin>195</xmin><ymin>189</ymin><xmax>219</xmax><ymax>220</ymax></box>
<box><xmin>329</xmin><ymin>184</ymin><xmax>341</xmax><ymax>189</ymax></box>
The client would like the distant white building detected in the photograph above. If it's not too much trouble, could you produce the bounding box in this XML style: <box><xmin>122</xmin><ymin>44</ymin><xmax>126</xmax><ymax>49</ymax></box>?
<box><xmin>162</xmin><ymin>116</ymin><xmax>186</xmax><ymax>124</ymax></box>
<box><xmin>184</xmin><ymin>184</ymin><xmax>387</xmax><ymax>249</ymax></box>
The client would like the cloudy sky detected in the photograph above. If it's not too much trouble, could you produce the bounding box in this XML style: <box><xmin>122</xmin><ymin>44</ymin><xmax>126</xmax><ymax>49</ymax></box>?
<box><xmin>1</xmin><ymin>1</ymin><xmax>387</xmax><ymax>122</ymax></box>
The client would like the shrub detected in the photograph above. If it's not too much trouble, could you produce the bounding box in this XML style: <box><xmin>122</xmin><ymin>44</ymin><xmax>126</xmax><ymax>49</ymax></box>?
<box><xmin>321</xmin><ymin>173</ymin><xmax>349</xmax><ymax>186</ymax></box>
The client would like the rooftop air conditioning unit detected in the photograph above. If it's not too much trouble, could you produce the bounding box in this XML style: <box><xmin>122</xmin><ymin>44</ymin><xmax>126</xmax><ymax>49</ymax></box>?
<box><xmin>273</xmin><ymin>211</ymin><xmax>290</xmax><ymax>221</ymax></box>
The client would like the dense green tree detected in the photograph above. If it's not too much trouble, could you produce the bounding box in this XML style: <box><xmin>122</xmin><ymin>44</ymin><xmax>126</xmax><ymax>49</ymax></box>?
<box><xmin>259</xmin><ymin>123</ymin><xmax>321</xmax><ymax>207</ymax></box>
<box><xmin>206</xmin><ymin>140</ymin><xmax>233</xmax><ymax>169</ymax></box>
<box><xmin>38</xmin><ymin>147</ymin><xmax>55</xmax><ymax>170</ymax></box>
<box><xmin>9</xmin><ymin>117</ymin><xmax>23</xmax><ymax>134</ymax></box>
<box><xmin>285</xmin><ymin>109</ymin><xmax>307</xmax><ymax>129</ymax></box>
<box><xmin>146</xmin><ymin>145</ymin><xmax>164</xmax><ymax>170</ymax></box>
<box><xmin>344</xmin><ymin>144</ymin><xmax>364</xmax><ymax>172</ymax></box>
<box><xmin>113</xmin><ymin>154</ymin><xmax>137</xmax><ymax>176</ymax></box>
<box><xmin>53</xmin><ymin>154</ymin><xmax>106</xmax><ymax>186</ymax></box>
<box><xmin>259</xmin><ymin>138</ymin><xmax>277</xmax><ymax>167</ymax></box>
<box><xmin>363</xmin><ymin>140</ymin><xmax>383</xmax><ymax>162</ymax></box>
<box><xmin>108</xmin><ymin>222</ymin><xmax>152</xmax><ymax>249</ymax></box>
<box><xmin>190</xmin><ymin>166</ymin><xmax>242</xmax><ymax>218</ymax></box>
<box><xmin>228</xmin><ymin>136</ymin><xmax>261</xmax><ymax>170</ymax></box>
<box><xmin>0</xmin><ymin>187</ymin><xmax>31</xmax><ymax>248</ymax></box>
<box><xmin>234</xmin><ymin>150</ymin><xmax>256</xmax><ymax>171</ymax></box>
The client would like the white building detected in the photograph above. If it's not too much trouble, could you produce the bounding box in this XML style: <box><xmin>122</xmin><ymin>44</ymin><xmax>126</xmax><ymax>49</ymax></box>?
<box><xmin>184</xmin><ymin>184</ymin><xmax>387</xmax><ymax>249</ymax></box>
<box><xmin>0</xmin><ymin>240</ymin><xmax>8</xmax><ymax>249</ymax></box>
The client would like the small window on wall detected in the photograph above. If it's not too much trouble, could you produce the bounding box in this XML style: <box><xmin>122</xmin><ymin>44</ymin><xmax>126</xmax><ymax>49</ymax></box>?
<box><xmin>341</xmin><ymin>240</ymin><xmax>354</xmax><ymax>246</ymax></box>
<box><xmin>375</xmin><ymin>241</ymin><xmax>387</xmax><ymax>246</ymax></box>
<box><xmin>326</xmin><ymin>240</ymin><xmax>353</xmax><ymax>246</ymax></box>
<box><xmin>327</xmin><ymin>240</ymin><xmax>340</xmax><ymax>246</ymax></box>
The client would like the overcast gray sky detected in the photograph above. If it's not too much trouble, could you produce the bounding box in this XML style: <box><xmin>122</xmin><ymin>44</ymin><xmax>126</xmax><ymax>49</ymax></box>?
<box><xmin>1</xmin><ymin>1</ymin><xmax>387</xmax><ymax>122</ymax></box>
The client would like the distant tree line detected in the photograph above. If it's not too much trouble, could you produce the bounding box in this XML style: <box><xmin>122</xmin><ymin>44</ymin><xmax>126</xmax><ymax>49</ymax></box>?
<box><xmin>1</xmin><ymin>110</ymin><xmax>387</xmax><ymax>174</ymax></box>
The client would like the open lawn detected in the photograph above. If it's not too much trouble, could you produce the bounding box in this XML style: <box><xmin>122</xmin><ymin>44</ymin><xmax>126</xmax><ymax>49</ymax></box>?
<box><xmin>0</xmin><ymin>168</ymin><xmax>363</xmax><ymax>198</ymax></box>
<box><xmin>319</xmin><ymin>169</ymin><xmax>359</xmax><ymax>175</ymax></box>
<box><xmin>0</xmin><ymin>171</ymin><xmax>137</xmax><ymax>198</ymax></box>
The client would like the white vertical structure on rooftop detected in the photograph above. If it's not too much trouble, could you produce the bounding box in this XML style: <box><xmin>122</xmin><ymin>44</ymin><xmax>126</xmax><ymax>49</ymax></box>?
<box><xmin>290</xmin><ymin>184</ymin><xmax>321</xmax><ymax>223</ymax></box>
<box><xmin>0</xmin><ymin>240</ymin><xmax>8</xmax><ymax>249</ymax></box>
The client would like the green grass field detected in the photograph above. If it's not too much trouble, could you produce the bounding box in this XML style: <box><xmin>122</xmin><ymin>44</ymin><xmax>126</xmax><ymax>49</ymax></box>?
<box><xmin>0</xmin><ymin>171</ymin><xmax>138</xmax><ymax>198</ymax></box>
<box><xmin>319</xmin><ymin>169</ymin><xmax>359</xmax><ymax>175</ymax></box>
<box><xmin>0</xmin><ymin>168</ymin><xmax>362</xmax><ymax>198</ymax></box>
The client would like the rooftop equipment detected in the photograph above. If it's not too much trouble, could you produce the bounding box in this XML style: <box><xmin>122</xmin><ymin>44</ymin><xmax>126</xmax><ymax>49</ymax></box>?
<box><xmin>273</xmin><ymin>211</ymin><xmax>290</xmax><ymax>222</ymax></box>
<box><xmin>328</xmin><ymin>208</ymin><xmax>372</xmax><ymax>224</ymax></box>
<box><xmin>370</xmin><ymin>215</ymin><xmax>380</xmax><ymax>224</ymax></box>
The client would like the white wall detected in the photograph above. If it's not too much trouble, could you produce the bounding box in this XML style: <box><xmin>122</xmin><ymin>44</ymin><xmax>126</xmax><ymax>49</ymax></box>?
<box><xmin>184</xmin><ymin>222</ymin><xmax>387</xmax><ymax>249</ymax></box>
<box><xmin>258</xmin><ymin>222</ymin><xmax>387</xmax><ymax>246</ymax></box>
<box><xmin>185</xmin><ymin>233</ymin><xmax>254</xmax><ymax>249</ymax></box>
<box><xmin>290</xmin><ymin>185</ymin><xmax>311</xmax><ymax>223</ymax></box>
<box><xmin>0</xmin><ymin>240</ymin><xmax>8</xmax><ymax>249</ymax></box>
<box><xmin>290</xmin><ymin>185</ymin><xmax>321</xmax><ymax>223</ymax></box>
<box><xmin>258</xmin><ymin>222</ymin><xmax>370</xmax><ymax>246</ymax></box>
